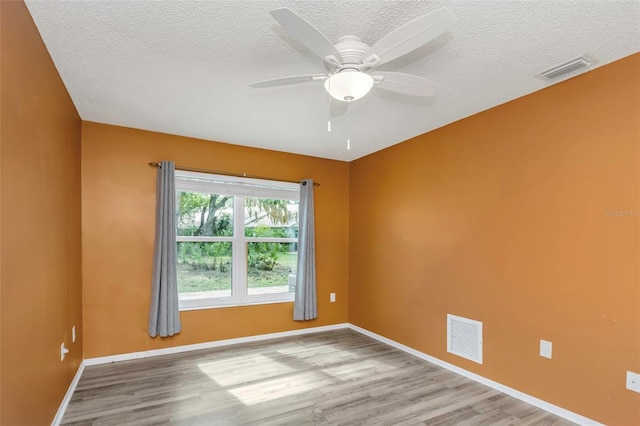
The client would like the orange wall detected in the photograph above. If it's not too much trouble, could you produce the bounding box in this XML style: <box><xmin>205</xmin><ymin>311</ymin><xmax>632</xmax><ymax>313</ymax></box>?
<box><xmin>81</xmin><ymin>122</ymin><xmax>349</xmax><ymax>358</ymax></box>
<box><xmin>0</xmin><ymin>1</ymin><xmax>83</xmax><ymax>425</ymax></box>
<box><xmin>349</xmin><ymin>53</ymin><xmax>640</xmax><ymax>425</ymax></box>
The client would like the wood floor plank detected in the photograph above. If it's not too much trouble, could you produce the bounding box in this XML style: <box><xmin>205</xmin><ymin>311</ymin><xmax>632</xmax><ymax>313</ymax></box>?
<box><xmin>62</xmin><ymin>329</ymin><xmax>577</xmax><ymax>425</ymax></box>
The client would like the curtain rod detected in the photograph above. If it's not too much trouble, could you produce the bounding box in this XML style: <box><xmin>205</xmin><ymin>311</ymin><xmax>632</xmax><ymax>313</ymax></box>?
<box><xmin>148</xmin><ymin>162</ymin><xmax>320</xmax><ymax>186</ymax></box>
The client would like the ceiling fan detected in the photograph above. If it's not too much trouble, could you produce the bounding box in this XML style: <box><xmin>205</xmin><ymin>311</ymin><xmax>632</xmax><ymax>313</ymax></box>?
<box><xmin>250</xmin><ymin>7</ymin><xmax>456</xmax><ymax>103</ymax></box>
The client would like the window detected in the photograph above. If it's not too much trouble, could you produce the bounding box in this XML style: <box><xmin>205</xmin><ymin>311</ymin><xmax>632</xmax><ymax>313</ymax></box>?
<box><xmin>175</xmin><ymin>171</ymin><xmax>299</xmax><ymax>310</ymax></box>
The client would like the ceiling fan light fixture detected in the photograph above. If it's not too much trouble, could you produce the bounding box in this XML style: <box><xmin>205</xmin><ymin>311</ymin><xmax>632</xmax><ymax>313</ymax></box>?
<box><xmin>324</xmin><ymin>69</ymin><xmax>374</xmax><ymax>102</ymax></box>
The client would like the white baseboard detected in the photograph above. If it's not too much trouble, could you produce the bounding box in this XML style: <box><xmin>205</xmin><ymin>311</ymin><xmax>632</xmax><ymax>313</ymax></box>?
<box><xmin>84</xmin><ymin>323</ymin><xmax>350</xmax><ymax>366</ymax></box>
<box><xmin>347</xmin><ymin>324</ymin><xmax>603</xmax><ymax>426</ymax></box>
<box><xmin>51</xmin><ymin>361</ymin><xmax>85</xmax><ymax>426</ymax></box>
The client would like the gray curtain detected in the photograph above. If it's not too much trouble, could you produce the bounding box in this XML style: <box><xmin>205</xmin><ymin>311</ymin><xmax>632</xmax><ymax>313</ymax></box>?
<box><xmin>148</xmin><ymin>161</ymin><xmax>182</xmax><ymax>337</ymax></box>
<box><xmin>293</xmin><ymin>179</ymin><xmax>317</xmax><ymax>320</ymax></box>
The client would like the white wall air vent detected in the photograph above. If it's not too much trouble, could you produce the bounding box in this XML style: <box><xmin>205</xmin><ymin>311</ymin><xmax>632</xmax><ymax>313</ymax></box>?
<box><xmin>535</xmin><ymin>54</ymin><xmax>597</xmax><ymax>82</ymax></box>
<box><xmin>447</xmin><ymin>314</ymin><xmax>483</xmax><ymax>364</ymax></box>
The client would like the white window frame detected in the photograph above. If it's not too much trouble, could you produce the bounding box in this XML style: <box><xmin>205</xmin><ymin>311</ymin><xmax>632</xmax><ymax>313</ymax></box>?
<box><xmin>175</xmin><ymin>171</ymin><xmax>299</xmax><ymax>310</ymax></box>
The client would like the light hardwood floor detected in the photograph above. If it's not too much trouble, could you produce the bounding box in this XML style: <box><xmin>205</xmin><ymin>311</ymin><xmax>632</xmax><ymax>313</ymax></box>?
<box><xmin>62</xmin><ymin>329</ymin><xmax>576</xmax><ymax>425</ymax></box>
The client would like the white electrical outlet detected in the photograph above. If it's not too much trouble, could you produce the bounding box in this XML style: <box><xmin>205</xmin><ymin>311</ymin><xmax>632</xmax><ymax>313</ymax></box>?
<box><xmin>330</xmin><ymin>293</ymin><xmax>336</xmax><ymax>302</ymax></box>
<box><xmin>60</xmin><ymin>343</ymin><xmax>69</xmax><ymax>361</ymax></box>
<box><xmin>626</xmin><ymin>371</ymin><xmax>640</xmax><ymax>393</ymax></box>
<box><xmin>540</xmin><ymin>339</ymin><xmax>552</xmax><ymax>359</ymax></box>
<box><xmin>72</xmin><ymin>326</ymin><xmax>76</xmax><ymax>343</ymax></box>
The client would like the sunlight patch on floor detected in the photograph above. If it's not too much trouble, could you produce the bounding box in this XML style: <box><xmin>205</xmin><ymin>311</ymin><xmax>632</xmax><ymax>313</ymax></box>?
<box><xmin>228</xmin><ymin>371</ymin><xmax>326</xmax><ymax>405</ymax></box>
<box><xmin>197</xmin><ymin>354</ymin><xmax>295</xmax><ymax>387</ymax></box>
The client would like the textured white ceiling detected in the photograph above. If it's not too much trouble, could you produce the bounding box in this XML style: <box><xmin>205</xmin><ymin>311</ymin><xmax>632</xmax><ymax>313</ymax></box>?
<box><xmin>25</xmin><ymin>0</ymin><xmax>640</xmax><ymax>162</ymax></box>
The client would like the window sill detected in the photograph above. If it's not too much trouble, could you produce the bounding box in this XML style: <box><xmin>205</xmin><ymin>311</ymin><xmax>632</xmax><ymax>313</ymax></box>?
<box><xmin>179</xmin><ymin>294</ymin><xmax>295</xmax><ymax>311</ymax></box>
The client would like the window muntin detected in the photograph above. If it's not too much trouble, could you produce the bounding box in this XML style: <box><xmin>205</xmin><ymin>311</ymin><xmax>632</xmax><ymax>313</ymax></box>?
<box><xmin>175</xmin><ymin>171</ymin><xmax>299</xmax><ymax>310</ymax></box>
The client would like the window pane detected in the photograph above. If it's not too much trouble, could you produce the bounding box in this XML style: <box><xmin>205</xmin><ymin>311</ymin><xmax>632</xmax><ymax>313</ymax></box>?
<box><xmin>247</xmin><ymin>242</ymin><xmax>297</xmax><ymax>295</ymax></box>
<box><xmin>177</xmin><ymin>191</ymin><xmax>233</xmax><ymax>236</ymax></box>
<box><xmin>177</xmin><ymin>242</ymin><xmax>232</xmax><ymax>299</ymax></box>
<box><xmin>244</xmin><ymin>197</ymin><xmax>298</xmax><ymax>238</ymax></box>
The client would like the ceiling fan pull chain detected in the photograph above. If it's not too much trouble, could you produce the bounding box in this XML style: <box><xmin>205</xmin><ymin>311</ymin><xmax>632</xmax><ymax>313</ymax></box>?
<box><xmin>347</xmin><ymin>102</ymin><xmax>351</xmax><ymax>150</ymax></box>
<box><xmin>327</xmin><ymin>76</ymin><xmax>332</xmax><ymax>132</ymax></box>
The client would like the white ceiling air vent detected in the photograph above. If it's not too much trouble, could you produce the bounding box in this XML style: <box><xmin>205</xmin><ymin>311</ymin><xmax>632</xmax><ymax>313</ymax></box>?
<box><xmin>535</xmin><ymin>54</ymin><xmax>597</xmax><ymax>82</ymax></box>
<box><xmin>447</xmin><ymin>314</ymin><xmax>483</xmax><ymax>364</ymax></box>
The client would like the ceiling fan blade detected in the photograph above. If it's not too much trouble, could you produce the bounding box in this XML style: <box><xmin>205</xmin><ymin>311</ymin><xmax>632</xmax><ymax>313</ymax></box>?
<box><xmin>363</xmin><ymin>8</ymin><xmax>455</xmax><ymax>67</ymax></box>
<box><xmin>373</xmin><ymin>72</ymin><xmax>438</xmax><ymax>96</ymax></box>
<box><xmin>249</xmin><ymin>74</ymin><xmax>327</xmax><ymax>89</ymax></box>
<box><xmin>270</xmin><ymin>8</ymin><xmax>343</xmax><ymax>62</ymax></box>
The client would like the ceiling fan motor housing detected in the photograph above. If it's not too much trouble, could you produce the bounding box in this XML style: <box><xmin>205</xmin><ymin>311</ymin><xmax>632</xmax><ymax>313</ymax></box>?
<box><xmin>330</xmin><ymin>35</ymin><xmax>371</xmax><ymax>70</ymax></box>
